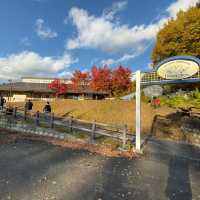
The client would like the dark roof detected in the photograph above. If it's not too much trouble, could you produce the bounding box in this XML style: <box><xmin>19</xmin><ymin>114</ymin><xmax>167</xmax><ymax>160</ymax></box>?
<box><xmin>0</xmin><ymin>82</ymin><xmax>108</xmax><ymax>95</ymax></box>
<box><xmin>0</xmin><ymin>82</ymin><xmax>53</xmax><ymax>93</ymax></box>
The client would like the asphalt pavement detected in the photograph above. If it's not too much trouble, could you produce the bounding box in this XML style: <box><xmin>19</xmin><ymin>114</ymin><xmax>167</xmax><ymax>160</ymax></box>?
<box><xmin>0</xmin><ymin>135</ymin><xmax>200</xmax><ymax>200</ymax></box>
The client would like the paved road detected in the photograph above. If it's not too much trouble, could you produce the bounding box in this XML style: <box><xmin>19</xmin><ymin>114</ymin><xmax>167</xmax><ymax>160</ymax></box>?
<box><xmin>0</xmin><ymin>137</ymin><xmax>200</xmax><ymax>200</ymax></box>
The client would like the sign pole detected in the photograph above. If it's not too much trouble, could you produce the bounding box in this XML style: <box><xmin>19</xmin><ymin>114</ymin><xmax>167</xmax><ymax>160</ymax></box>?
<box><xmin>135</xmin><ymin>70</ymin><xmax>141</xmax><ymax>151</ymax></box>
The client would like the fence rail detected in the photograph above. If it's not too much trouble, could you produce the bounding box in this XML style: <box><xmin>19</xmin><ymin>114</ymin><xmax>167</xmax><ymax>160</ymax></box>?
<box><xmin>0</xmin><ymin>107</ymin><xmax>134</xmax><ymax>148</ymax></box>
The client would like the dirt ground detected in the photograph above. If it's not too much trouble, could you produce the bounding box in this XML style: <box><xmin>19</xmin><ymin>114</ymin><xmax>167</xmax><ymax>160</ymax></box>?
<box><xmin>0</xmin><ymin>131</ymin><xmax>200</xmax><ymax>200</ymax></box>
<box><xmin>0</xmin><ymin>130</ymin><xmax>137</xmax><ymax>158</ymax></box>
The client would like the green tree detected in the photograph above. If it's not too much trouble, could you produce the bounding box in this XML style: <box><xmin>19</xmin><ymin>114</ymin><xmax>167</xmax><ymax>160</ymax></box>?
<box><xmin>152</xmin><ymin>4</ymin><xmax>200</xmax><ymax>65</ymax></box>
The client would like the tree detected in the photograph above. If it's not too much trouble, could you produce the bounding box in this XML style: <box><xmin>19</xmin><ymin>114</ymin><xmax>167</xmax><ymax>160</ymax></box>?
<box><xmin>152</xmin><ymin>5</ymin><xmax>200</xmax><ymax>65</ymax></box>
<box><xmin>71</xmin><ymin>70</ymin><xmax>90</xmax><ymax>90</ymax></box>
<box><xmin>90</xmin><ymin>65</ymin><xmax>112</xmax><ymax>93</ymax></box>
<box><xmin>112</xmin><ymin>66</ymin><xmax>132</xmax><ymax>96</ymax></box>
<box><xmin>196</xmin><ymin>1</ymin><xmax>200</xmax><ymax>8</ymax></box>
<box><xmin>48</xmin><ymin>79</ymin><xmax>67</xmax><ymax>97</ymax></box>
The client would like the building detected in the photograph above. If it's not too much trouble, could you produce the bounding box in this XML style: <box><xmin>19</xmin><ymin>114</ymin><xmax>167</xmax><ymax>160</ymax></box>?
<box><xmin>0</xmin><ymin>77</ymin><xmax>109</xmax><ymax>102</ymax></box>
<box><xmin>21</xmin><ymin>77</ymin><xmax>72</xmax><ymax>84</ymax></box>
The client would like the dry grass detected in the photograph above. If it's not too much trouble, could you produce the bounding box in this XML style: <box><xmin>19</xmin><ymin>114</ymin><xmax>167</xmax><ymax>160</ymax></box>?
<box><xmin>11</xmin><ymin>99</ymin><xmax>174</xmax><ymax>134</ymax></box>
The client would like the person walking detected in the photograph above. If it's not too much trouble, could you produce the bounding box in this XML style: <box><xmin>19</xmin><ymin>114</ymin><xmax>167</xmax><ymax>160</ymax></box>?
<box><xmin>151</xmin><ymin>96</ymin><xmax>160</xmax><ymax>109</ymax></box>
<box><xmin>155</xmin><ymin>97</ymin><xmax>161</xmax><ymax>108</ymax></box>
<box><xmin>0</xmin><ymin>96</ymin><xmax>6</xmax><ymax>110</ymax></box>
<box><xmin>43</xmin><ymin>102</ymin><xmax>51</xmax><ymax>113</ymax></box>
<box><xmin>25</xmin><ymin>99</ymin><xmax>33</xmax><ymax>111</ymax></box>
<box><xmin>151</xmin><ymin>96</ymin><xmax>156</xmax><ymax>108</ymax></box>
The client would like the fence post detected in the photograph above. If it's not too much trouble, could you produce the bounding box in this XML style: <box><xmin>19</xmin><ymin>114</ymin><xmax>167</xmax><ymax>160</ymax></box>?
<box><xmin>24</xmin><ymin>107</ymin><xmax>27</xmax><ymax>120</ymax></box>
<box><xmin>91</xmin><ymin>120</ymin><xmax>96</xmax><ymax>143</ymax></box>
<box><xmin>123</xmin><ymin>124</ymin><xmax>127</xmax><ymax>149</ymax></box>
<box><xmin>35</xmin><ymin>111</ymin><xmax>40</xmax><ymax>126</ymax></box>
<box><xmin>69</xmin><ymin>116</ymin><xmax>73</xmax><ymax>132</ymax></box>
<box><xmin>50</xmin><ymin>112</ymin><xmax>54</xmax><ymax>128</ymax></box>
<box><xmin>13</xmin><ymin>107</ymin><xmax>17</xmax><ymax>119</ymax></box>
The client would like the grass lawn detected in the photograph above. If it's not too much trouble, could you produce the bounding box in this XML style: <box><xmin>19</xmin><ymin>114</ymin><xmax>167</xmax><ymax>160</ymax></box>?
<box><xmin>11</xmin><ymin>99</ymin><xmax>174</xmax><ymax>134</ymax></box>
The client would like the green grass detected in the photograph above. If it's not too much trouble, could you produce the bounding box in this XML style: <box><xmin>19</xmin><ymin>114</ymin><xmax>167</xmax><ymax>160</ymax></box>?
<box><xmin>160</xmin><ymin>96</ymin><xmax>200</xmax><ymax>108</ymax></box>
<box><xmin>96</xmin><ymin>137</ymin><xmax>121</xmax><ymax>149</ymax></box>
<box><xmin>72</xmin><ymin>131</ymin><xmax>90</xmax><ymax>139</ymax></box>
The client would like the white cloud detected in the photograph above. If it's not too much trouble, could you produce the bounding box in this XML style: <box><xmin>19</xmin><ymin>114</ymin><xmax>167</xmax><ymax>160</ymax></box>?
<box><xmin>167</xmin><ymin>0</ymin><xmax>199</xmax><ymax>18</ymax></box>
<box><xmin>20</xmin><ymin>37</ymin><xmax>32</xmax><ymax>46</ymax></box>
<box><xmin>66</xmin><ymin>0</ymin><xmax>199</xmax><ymax>58</ymax></box>
<box><xmin>66</xmin><ymin>7</ymin><xmax>160</xmax><ymax>52</ymax></box>
<box><xmin>0</xmin><ymin>51</ymin><xmax>78</xmax><ymax>80</ymax></box>
<box><xmin>147</xmin><ymin>62</ymin><xmax>153</xmax><ymax>69</ymax></box>
<box><xmin>101</xmin><ymin>53</ymin><xmax>138</xmax><ymax>66</ymax></box>
<box><xmin>35</xmin><ymin>18</ymin><xmax>58</xmax><ymax>39</ymax></box>
<box><xmin>64</xmin><ymin>17</ymin><xmax>68</xmax><ymax>25</ymax></box>
<box><xmin>57</xmin><ymin>71</ymin><xmax>72</xmax><ymax>78</ymax></box>
<box><xmin>102</xmin><ymin>1</ymin><xmax>127</xmax><ymax>20</ymax></box>
<box><xmin>100</xmin><ymin>37</ymin><xmax>153</xmax><ymax>66</ymax></box>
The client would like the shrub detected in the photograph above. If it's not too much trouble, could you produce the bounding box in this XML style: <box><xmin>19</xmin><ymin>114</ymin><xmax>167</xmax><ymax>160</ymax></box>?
<box><xmin>141</xmin><ymin>91</ymin><xmax>150</xmax><ymax>103</ymax></box>
<box><xmin>194</xmin><ymin>88</ymin><xmax>200</xmax><ymax>99</ymax></box>
<box><xmin>159</xmin><ymin>96</ymin><xmax>169</xmax><ymax>106</ymax></box>
<box><xmin>166</xmin><ymin>96</ymin><xmax>195</xmax><ymax>108</ymax></box>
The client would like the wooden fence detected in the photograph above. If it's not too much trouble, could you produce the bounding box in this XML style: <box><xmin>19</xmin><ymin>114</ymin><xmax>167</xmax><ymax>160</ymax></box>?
<box><xmin>0</xmin><ymin>107</ymin><xmax>134</xmax><ymax>148</ymax></box>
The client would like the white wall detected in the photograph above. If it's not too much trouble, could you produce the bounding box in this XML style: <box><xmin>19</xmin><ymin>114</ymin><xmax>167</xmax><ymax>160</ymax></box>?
<box><xmin>22</xmin><ymin>78</ymin><xmax>71</xmax><ymax>84</ymax></box>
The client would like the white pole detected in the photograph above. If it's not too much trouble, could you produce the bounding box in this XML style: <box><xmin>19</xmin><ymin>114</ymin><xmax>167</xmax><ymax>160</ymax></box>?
<box><xmin>135</xmin><ymin>70</ymin><xmax>141</xmax><ymax>151</ymax></box>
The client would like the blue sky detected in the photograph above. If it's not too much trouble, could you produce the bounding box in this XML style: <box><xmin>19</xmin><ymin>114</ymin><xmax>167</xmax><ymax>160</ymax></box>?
<box><xmin>0</xmin><ymin>0</ymin><xmax>198</xmax><ymax>80</ymax></box>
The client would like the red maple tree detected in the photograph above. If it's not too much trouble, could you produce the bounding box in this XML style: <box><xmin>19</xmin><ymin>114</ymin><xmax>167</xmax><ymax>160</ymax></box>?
<box><xmin>90</xmin><ymin>65</ymin><xmax>112</xmax><ymax>93</ymax></box>
<box><xmin>71</xmin><ymin>70</ymin><xmax>90</xmax><ymax>90</ymax></box>
<box><xmin>112</xmin><ymin>66</ymin><xmax>132</xmax><ymax>95</ymax></box>
<box><xmin>48</xmin><ymin>79</ymin><xmax>67</xmax><ymax>97</ymax></box>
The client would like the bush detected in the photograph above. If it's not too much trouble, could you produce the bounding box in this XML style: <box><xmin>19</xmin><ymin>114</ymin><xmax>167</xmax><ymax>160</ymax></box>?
<box><xmin>194</xmin><ymin>88</ymin><xmax>200</xmax><ymax>99</ymax></box>
<box><xmin>167</xmin><ymin>96</ymin><xmax>197</xmax><ymax>108</ymax></box>
<box><xmin>141</xmin><ymin>91</ymin><xmax>150</xmax><ymax>103</ymax></box>
<box><xmin>192</xmin><ymin>98</ymin><xmax>200</xmax><ymax>107</ymax></box>
<box><xmin>159</xmin><ymin>96</ymin><xmax>169</xmax><ymax>106</ymax></box>
<box><xmin>159</xmin><ymin>96</ymin><xmax>194</xmax><ymax>108</ymax></box>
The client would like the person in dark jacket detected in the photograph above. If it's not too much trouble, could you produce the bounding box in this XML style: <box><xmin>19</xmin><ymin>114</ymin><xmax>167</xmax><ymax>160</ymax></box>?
<box><xmin>0</xmin><ymin>96</ymin><xmax>6</xmax><ymax>110</ymax></box>
<box><xmin>43</xmin><ymin>102</ymin><xmax>51</xmax><ymax>113</ymax></box>
<box><xmin>25</xmin><ymin>99</ymin><xmax>33</xmax><ymax>111</ymax></box>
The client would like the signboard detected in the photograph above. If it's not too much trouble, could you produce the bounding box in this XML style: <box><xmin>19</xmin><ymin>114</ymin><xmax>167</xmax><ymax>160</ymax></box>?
<box><xmin>143</xmin><ymin>85</ymin><xmax>163</xmax><ymax>98</ymax></box>
<box><xmin>156</xmin><ymin>56</ymin><xmax>200</xmax><ymax>80</ymax></box>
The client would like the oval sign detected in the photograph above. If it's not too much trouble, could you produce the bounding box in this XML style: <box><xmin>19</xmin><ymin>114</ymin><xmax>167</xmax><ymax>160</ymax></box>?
<box><xmin>156</xmin><ymin>56</ymin><xmax>200</xmax><ymax>80</ymax></box>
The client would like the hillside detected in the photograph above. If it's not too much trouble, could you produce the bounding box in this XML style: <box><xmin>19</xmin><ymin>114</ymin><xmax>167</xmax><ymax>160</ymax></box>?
<box><xmin>11</xmin><ymin>100</ymin><xmax>174</xmax><ymax>134</ymax></box>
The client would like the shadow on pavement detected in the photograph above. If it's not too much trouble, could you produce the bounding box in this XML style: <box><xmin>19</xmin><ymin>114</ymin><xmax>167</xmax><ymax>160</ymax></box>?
<box><xmin>144</xmin><ymin>138</ymin><xmax>200</xmax><ymax>200</ymax></box>
<box><xmin>165</xmin><ymin>156</ymin><xmax>192</xmax><ymax>200</ymax></box>
<box><xmin>59</xmin><ymin>156</ymin><xmax>150</xmax><ymax>200</ymax></box>
<box><xmin>98</xmin><ymin>158</ymin><xmax>149</xmax><ymax>200</ymax></box>
<box><xmin>0</xmin><ymin>139</ymin><xmax>84</xmax><ymax>199</ymax></box>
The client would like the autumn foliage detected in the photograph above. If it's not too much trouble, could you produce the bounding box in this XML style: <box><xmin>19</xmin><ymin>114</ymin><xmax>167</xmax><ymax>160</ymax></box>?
<box><xmin>89</xmin><ymin>65</ymin><xmax>132</xmax><ymax>95</ymax></box>
<box><xmin>152</xmin><ymin>4</ymin><xmax>200</xmax><ymax>65</ymax></box>
<box><xmin>48</xmin><ymin>79</ymin><xmax>67</xmax><ymax>96</ymax></box>
<box><xmin>112</xmin><ymin>66</ymin><xmax>132</xmax><ymax>95</ymax></box>
<box><xmin>49</xmin><ymin>65</ymin><xmax>132</xmax><ymax>97</ymax></box>
<box><xmin>90</xmin><ymin>66</ymin><xmax>112</xmax><ymax>92</ymax></box>
<box><xmin>71</xmin><ymin>70</ymin><xmax>90</xmax><ymax>90</ymax></box>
